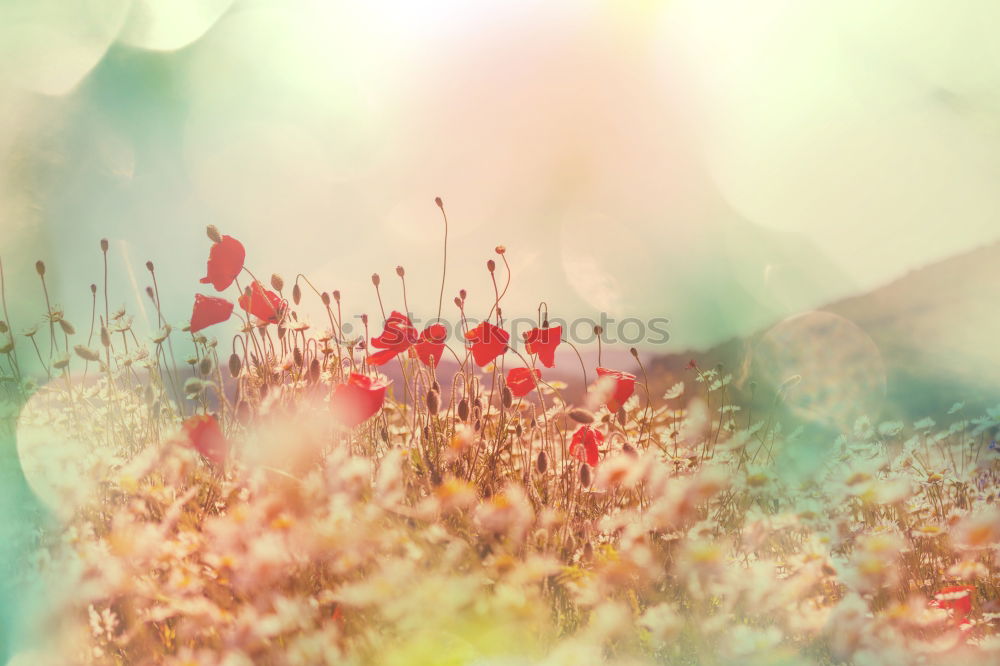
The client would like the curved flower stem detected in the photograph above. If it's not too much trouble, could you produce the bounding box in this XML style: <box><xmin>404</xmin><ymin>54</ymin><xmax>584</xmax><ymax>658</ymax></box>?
<box><xmin>436</xmin><ymin>198</ymin><xmax>448</xmax><ymax>322</ymax></box>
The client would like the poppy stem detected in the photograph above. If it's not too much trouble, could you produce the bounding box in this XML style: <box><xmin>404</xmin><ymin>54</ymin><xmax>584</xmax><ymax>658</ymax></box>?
<box><xmin>436</xmin><ymin>198</ymin><xmax>448</xmax><ymax>322</ymax></box>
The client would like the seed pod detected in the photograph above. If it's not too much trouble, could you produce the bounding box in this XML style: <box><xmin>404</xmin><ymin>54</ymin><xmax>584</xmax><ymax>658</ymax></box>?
<box><xmin>593</xmin><ymin>324</ymin><xmax>603</xmax><ymax>336</ymax></box>
<box><xmin>434</xmin><ymin>196</ymin><xmax>443</xmax><ymax>207</ymax></box>
<box><xmin>145</xmin><ymin>286</ymin><xmax>155</xmax><ymax>300</ymax></box>
<box><xmin>495</xmin><ymin>245</ymin><xmax>506</xmax><ymax>255</ymax></box>
<box><xmin>622</xmin><ymin>443</ymin><xmax>638</xmax><ymax>458</ymax></box>
<box><xmin>228</xmin><ymin>353</ymin><xmax>242</xmax><ymax>377</ymax></box>
<box><xmin>100</xmin><ymin>326</ymin><xmax>111</xmax><ymax>348</ymax></box>
<box><xmin>426</xmin><ymin>389</ymin><xmax>440</xmax><ymax>415</ymax></box>
<box><xmin>453</xmin><ymin>297</ymin><xmax>462</xmax><ymax>308</ymax></box>
<box><xmin>270</xmin><ymin>273</ymin><xmax>284</xmax><ymax>291</ymax></box>
<box><xmin>371</xmin><ymin>273</ymin><xmax>380</xmax><ymax>287</ymax></box>
<box><xmin>616</xmin><ymin>407</ymin><xmax>626</xmax><ymax>426</ymax></box>
<box><xmin>536</xmin><ymin>450</ymin><xmax>548</xmax><ymax>475</ymax></box>
<box><xmin>332</xmin><ymin>290</ymin><xmax>340</xmax><ymax>303</ymax></box>
<box><xmin>629</xmin><ymin>347</ymin><xmax>638</xmax><ymax>358</ymax></box>
<box><xmin>308</xmin><ymin>358</ymin><xmax>321</xmax><ymax>382</ymax></box>
<box><xmin>35</xmin><ymin>261</ymin><xmax>45</xmax><ymax>276</ymax></box>
<box><xmin>457</xmin><ymin>398</ymin><xmax>469</xmax><ymax>421</ymax></box>
<box><xmin>579</xmin><ymin>463</ymin><xmax>592</xmax><ymax>487</ymax></box>
<box><xmin>292</xmin><ymin>283</ymin><xmax>302</xmax><ymax>305</ymax></box>
<box><xmin>487</xmin><ymin>259</ymin><xmax>496</xmax><ymax>273</ymax></box>
<box><xmin>459</xmin><ymin>289</ymin><xmax>467</xmax><ymax>301</ymax></box>
<box><xmin>501</xmin><ymin>387</ymin><xmax>513</xmax><ymax>409</ymax></box>
<box><xmin>58</xmin><ymin>319</ymin><xmax>75</xmax><ymax>335</ymax></box>
<box><xmin>321</xmin><ymin>292</ymin><xmax>331</xmax><ymax>306</ymax></box>
<box><xmin>568</xmin><ymin>408</ymin><xmax>594</xmax><ymax>424</ymax></box>
<box><xmin>90</xmin><ymin>284</ymin><xmax>97</xmax><ymax>294</ymax></box>
<box><xmin>199</xmin><ymin>356</ymin><xmax>213</xmax><ymax>376</ymax></box>
<box><xmin>395</xmin><ymin>265</ymin><xmax>405</xmax><ymax>277</ymax></box>
<box><xmin>206</xmin><ymin>225</ymin><xmax>221</xmax><ymax>243</ymax></box>
<box><xmin>145</xmin><ymin>260</ymin><xmax>154</xmax><ymax>272</ymax></box>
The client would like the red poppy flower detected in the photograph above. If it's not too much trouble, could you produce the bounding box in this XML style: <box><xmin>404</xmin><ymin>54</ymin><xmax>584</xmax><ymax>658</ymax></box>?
<box><xmin>465</xmin><ymin>321</ymin><xmax>509</xmax><ymax>367</ymax></box>
<box><xmin>524</xmin><ymin>325</ymin><xmax>561</xmax><ymax>368</ymax></box>
<box><xmin>331</xmin><ymin>372</ymin><xmax>390</xmax><ymax>428</ymax></box>
<box><xmin>569</xmin><ymin>425</ymin><xmax>603</xmax><ymax>467</ymax></box>
<box><xmin>367</xmin><ymin>311</ymin><xmax>420</xmax><ymax>366</ymax></box>
<box><xmin>596</xmin><ymin>367</ymin><xmax>637</xmax><ymax>412</ymax></box>
<box><xmin>506</xmin><ymin>367</ymin><xmax>540</xmax><ymax>398</ymax></box>
<box><xmin>199</xmin><ymin>235</ymin><xmax>245</xmax><ymax>291</ymax></box>
<box><xmin>930</xmin><ymin>585</ymin><xmax>976</xmax><ymax>622</ymax></box>
<box><xmin>413</xmin><ymin>323</ymin><xmax>447</xmax><ymax>367</ymax></box>
<box><xmin>181</xmin><ymin>413</ymin><xmax>228</xmax><ymax>465</ymax></box>
<box><xmin>190</xmin><ymin>294</ymin><xmax>234</xmax><ymax>332</ymax></box>
<box><xmin>239</xmin><ymin>281</ymin><xmax>285</xmax><ymax>324</ymax></box>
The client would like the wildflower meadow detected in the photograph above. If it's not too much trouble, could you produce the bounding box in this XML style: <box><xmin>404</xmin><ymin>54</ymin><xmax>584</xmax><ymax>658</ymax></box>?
<box><xmin>0</xmin><ymin>203</ymin><xmax>997</xmax><ymax>665</ymax></box>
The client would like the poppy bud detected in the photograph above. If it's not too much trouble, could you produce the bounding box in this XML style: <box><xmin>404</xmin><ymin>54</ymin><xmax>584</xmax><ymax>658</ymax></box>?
<box><xmin>435</xmin><ymin>196</ymin><xmax>443</xmax><ymax>208</ymax></box>
<box><xmin>199</xmin><ymin>357</ymin><xmax>213</xmax><ymax>376</ymax></box>
<box><xmin>542</xmin><ymin>318</ymin><xmax>549</xmax><ymax>328</ymax></box>
<box><xmin>58</xmin><ymin>319</ymin><xmax>75</xmax><ymax>335</ymax></box>
<box><xmin>515</xmin><ymin>422</ymin><xmax>523</xmax><ymax>437</ymax></box>
<box><xmin>321</xmin><ymin>292</ymin><xmax>331</xmax><ymax>306</ymax></box>
<box><xmin>277</xmin><ymin>326</ymin><xmax>286</xmax><ymax>340</ymax></box>
<box><xmin>35</xmin><ymin>261</ymin><xmax>45</xmax><ymax>277</ymax></box>
<box><xmin>594</xmin><ymin>325</ymin><xmax>603</xmax><ymax>336</ymax></box>
<box><xmin>371</xmin><ymin>273</ymin><xmax>380</xmax><ymax>287</ymax></box>
<box><xmin>0</xmin><ymin>320</ymin><xmax>6</xmax><ymax>334</ymax></box>
<box><xmin>622</xmin><ymin>443</ymin><xmax>638</xmax><ymax>458</ymax></box>
<box><xmin>292</xmin><ymin>283</ymin><xmax>302</xmax><ymax>305</ymax></box>
<box><xmin>487</xmin><ymin>259</ymin><xmax>495</xmax><ymax>273</ymax></box>
<box><xmin>145</xmin><ymin>260</ymin><xmax>154</xmax><ymax>273</ymax></box>
<box><xmin>579</xmin><ymin>463</ymin><xmax>592</xmax><ymax>487</ymax></box>
<box><xmin>582</xmin><ymin>541</ymin><xmax>594</xmax><ymax>562</ymax></box>
<box><xmin>474</xmin><ymin>419</ymin><xmax>481</xmax><ymax>432</ymax></box>
<box><xmin>616</xmin><ymin>407</ymin><xmax>626</xmax><ymax>426</ymax></box>
<box><xmin>74</xmin><ymin>345</ymin><xmax>101</xmax><ymax>362</ymax></box>
<box><xmin>52</xmin><ymin>354</ymin><xmax>69</xmax><ymax>370</ymax></box>
<box><xmin>395</xmin><ymin>265</ymin><xmax>405</xmax><ymax>277</ymax></box>
<box><xmin>145</xmin><ymin>287</ymin><xmax>155</xmax><ymax>300</ymax></box>
<box><xmin>495</xmin><ymin>245</ymin><xmax>506</xmax><ymax>255</ymax></box>
<box><xmin>432</xmin><ymin>380</ymin><xmax>440</xmax><ymax>393</ymax></box>
<box><xmin>536</xmin><ymin>450</ymin><xmax>549</xmax><ymax>475</ymax></box>
<box><xmin>459</xmin><ymin>289</ymin><xmax>467</xmax><ymax>301</ymax></box>
<box><xmin>309</xmin><ymin>358</ymin><xmax>321</xmax><ymax>382</ymax></box>
<box><xmin>270</xmin><ymin>273</ymin><xmax>284</xmax><ymax>291</ymax></box>
<box><xmin>293</xmin><ymin>347</ymin><xmax>303</xmax><ymax>367</ymax></box>
<box><xmin>629</xmin><ymin>347</ymin><xmax>638</xmax><ymax>358</ymax></box>
<box><xmin>502</xmin><ymin>387</ymin><xmax>513</xmax><ymax>409</ymax></box>
<box><xmin>100</xmin><ymin>326</ymin><xmax>111</xmax><ymax>348</ymax></box>
<box><xmin>332</xmin><ymin>290</ymin><xmax>340</xmax><ymax>303</ymax></box>
<box><xmin>426</xmin><ymin>389</ymin><xmax>440</xmax><ymax>415</ymax></box>
<box><xmin>229</xmin><ymin>353</ymin><xmax>242</xmax><ymax>378</ymax></box>
<box><xmin>453</xmin><ymin>297</ymin><xmax>462</xmax><ymax>308</ymax></box>
<box><xmin>457</xmin><ymin>398</ymin><xmax>469</xmax><ymax>421</ymax></box>
<box><xmin>206</xmin><ymin>225</ymin><xmax>222</xmax><ymax>243</ymax></box>
<box><xmin>90</xmin><ymin>284</ymin><xmax>97</xmax><ymax>294</ymax></box>
<box><xmin>568</xmin><ymin>408</ymin><xmax>595</xmax><ymax>424</ymax></box>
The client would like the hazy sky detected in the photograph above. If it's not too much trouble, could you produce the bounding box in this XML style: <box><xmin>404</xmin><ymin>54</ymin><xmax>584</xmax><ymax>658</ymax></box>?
<box><xmin>2</xmin><ymin>0</ymin><xmax>999</xmax><ymax>353</ymax></box>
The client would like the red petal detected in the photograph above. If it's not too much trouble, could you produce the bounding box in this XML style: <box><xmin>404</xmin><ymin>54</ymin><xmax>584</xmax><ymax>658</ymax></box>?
<box><xmin>331</xmin><ymin>373</ymin><xmax>389</xmax><ymax>428</ymax></box>
<box><xmin>199</xmin><ymin>235</ymin><xmax>245</xmax><ymax>291</ymax></box>
<box><xmin>190</xmin><ymin>294</ymin><xmax>234</xmax><ymax>332</ymax></box>
<box><xmin>181</xmin><ymin>413</ymin><xmax>228</xmax><ymax>465</ymax></box>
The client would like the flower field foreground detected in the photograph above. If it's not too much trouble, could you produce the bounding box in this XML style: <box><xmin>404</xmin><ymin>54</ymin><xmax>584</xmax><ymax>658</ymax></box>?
<box><xmin>1</xmin><ymin>207</ymin><xmax>998</xmax><ymax>665</ymax></box>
